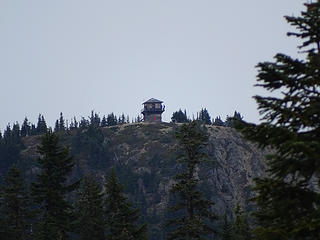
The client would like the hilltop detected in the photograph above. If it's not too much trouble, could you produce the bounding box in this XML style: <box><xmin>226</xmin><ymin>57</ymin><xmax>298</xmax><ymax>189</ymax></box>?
<box><xmin>16</xmin><ymin>122</ymin><xmax>265</xmax><ymax>239</ymax></box>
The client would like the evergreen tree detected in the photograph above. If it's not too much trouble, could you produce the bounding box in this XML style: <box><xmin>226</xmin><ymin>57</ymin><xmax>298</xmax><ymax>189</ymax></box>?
<box><xmin>3</xmin><ymin>124</ymin><xmax>12</xmax><ymax>142</ymax></box>
<box><xmin>197</xmin><ymin>108</ymin><xmax>211</xmax><ymax>125</ymax></box>
<box><xmin>221</xmin><ymin>214</ymin><xmax>232</xmax><ymax>240</ymax></box>
<box><xmin>212</xmin><ymin>116</ymin><xmax>224</xmax><ymax>126</ymax></box>
<box><xmin>105</xmin><ymin>169</ymin><xmax>147</xmax><ymax>240</ymax></box>
<box><xmin>31</xmin><ymin>132</ymin><xmax>78</xmax><ymax>240</ymax></box>
<box><xmin>21</xmin><ymin>117</ymin><xmax>31</xmax><ymax>137</ymax></box>
<box><xmin>89</xmin><ymin>111</ymin><xmax>101</xmax><ymax>127</ymax></box>
<box><xmin>136</xmin><ymin>115</ymin><xmax>142</xmax><ymax>123</ymax></box>
<box><xmin>171</xmin><ymin>109</ymin><xmax>189</xmax><ymax>123</ymax></box>
<box><xmin>73</xmin><ymin>117</ymin><xmax>78</xmax><ymax>129</ymax></box>
<box><xmin>0</xmin><ymin>165</ymin><xmax>34</xmax><ymax>240</ymax></box>
<box><xmin>36</xmin><ymin>114</ymin><xmax>47</xmax><ymax>134</ymax></box>
<box><xmin>107</xmin><ymin>113</ymin><xmax>117</xmax><ymax>126</ymax></box>
<box><xmin>0</xmin><ymin>125</ymin><xmax>22</xmax><ymax>176</ymax></box>
<box><xmin>67</xmin><ymin>117</ymin><xmax>78</xmax><ymax>130</ymax></box>
<box><xmin>41</xmin><ymin>115</ymin><xmax>47</xmax><ymax>134</ymax></box>
<box><xmin>79</xmin><ymin>117</ymin><xmax>89</xmax><ymax>129</ymax></box>
<box><xmin>166</xmin><ymin>121</ymin><xmax>216</xmax><ymax>240</ymax></box>
<box><xmin>30</xmin><ymin>124</ymin><xmax>37</xmax><ymax>136</ymax></box>
<box><xmin>101</xmin><ymin>115</ymin><xmax>107</xmax><ymax>127</ymax></box>
<box><xmin>54</xmin><ymin>120</ymin><xmax>60</xmax><ymax>132</ymax></box>
<box><xmin>90</xmin><ymin>111</ymin><xmax>95</xmax><ymax>126</ymax></box>
<box><xmin>232</xmin><ymin>205</ymin><xmax>251</xmax><ymax>240</ymax></box>
<box><xmin>59</xmin><ymin>112</ymin><xmax>65</xmax><ymax>131</ymax></box>
<box><xmin>235</xmin><ymin>1</ymin><xmax>320</xmax><ymax>239</ymax></box>
<box><xmin>75</xmin><ymin>176</ymin><xmax>105</xmax><ymax>240</ymax></box>
<box><xmin>120</xmin><ymin>113</ymin><xmax>126</xmax><ymax>124</ymax></box>
<box><xmin>225</xmin><ymin>112</ymin><xmax>243</xmax><ymax>128</ymax></box>
<box><xmin>11</xmin><ymin>122</ymin><xmax>21</xmax><ymax>142</ymax></box>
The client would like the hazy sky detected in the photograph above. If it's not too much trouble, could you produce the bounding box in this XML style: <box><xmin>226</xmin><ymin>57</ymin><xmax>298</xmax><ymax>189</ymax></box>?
<box><xmin>0</xmin><ymin>0</ymin><xmax>304</xmax><ymax>130</ymax></box>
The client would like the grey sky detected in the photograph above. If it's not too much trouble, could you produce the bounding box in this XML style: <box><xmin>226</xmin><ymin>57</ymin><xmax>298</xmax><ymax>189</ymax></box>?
<box><xmin>0</xmin><ymin>0</ymin><xmax>303</xmax><ymax>130</ymax></box>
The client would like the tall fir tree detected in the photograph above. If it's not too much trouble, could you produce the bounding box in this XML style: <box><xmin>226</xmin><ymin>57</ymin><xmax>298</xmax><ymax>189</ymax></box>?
<box><xmin>0</xmin><ymin>165</ymin><xmax>34</xmax><ymax>240</ymax></box>
<box><xmin>101</xmin><ymin>115</ymin><xmax>107</xmax><ymax>127</ymax></box>
<box><xmin>197</xmin><ymin>108</ymin><xmax>211</xmax><ymax>125</ymax></box>
<box><xmin>107</xmin><ymin>113</ymin><xmax>118</xmax><ymax>126</ymax></box>
<box><xmin>0</xmin><ymin>125</ymin><xmax>23</xmax><ymax>175</ymax></box>
<box><xmin>54</xmin><ymin>119</ymin><xmax>60</xmax><ymax>132</ymax></box>
<box><xmin>30</xmin><ymin>124</ymin><xmax>37</xmax><ymax>136</ymax></box>
<box><xmin>75</xmin><ymin>176</ymin><xmax>105</xmax><ymax>240</ymax></box>
<box><xmin>89</xmin><ymin>111</ymin><xmax>101</xmax><ymax>127</ymax></box>
<box><xmin>235</xmin><ymin>1</ymin><xmax>320</xmax><ymax>239</ymax></box>
<box><xmin>79</xmin><ymin>117</ymin><xmax>89</xmax><ymax>129</ymax></box>
<box><xmin>166</xmin><ymin>121</ymin><xmax>216</xmax><ymax>240</ymax></box>
<box><xmin>105</xmin><ymin>169</ymin><xmax>147</xmax><ymax>240</ymax></box>
<box><xmin>212</xmin><ymin>116</ymin><xmax>224</xmax><ymax>126</ymax></box>
<box><xmin>36</xmin><ymin>114</ymin><xmax>47</xmax><ymax>134</ymax></box>
<box><xmin>231</xmin><ymin>205</ymin><xmax>251</xmax><ymax>240</ymax></box>
<box><xmin>12</xmin><ymin>122</ymin><xmax>21</xmax><ymax>141</ymax></box>
<box><xmin>221</xmin><ymin>214</ymin><xmax>232</xmax><ymax>240</ymax></box>
<box><xmin>59</xmin><ymin>112</ymin><xmax>65</xmax><ymax>131</ymax></box>
<box><xmin>225</xmin><ymin>111</ymin><xmax>243</xmax><ymax>128</ymax></box>
<box><xmin>21</xmin><ymin>117</ymin><xmax>31</xmax><ymax>137</ymax></box>
<box><xmin>31</xmin><ymin>132</ymin><xmax>78</xmax><ymax>240</ymax></box>
<box><xmin>171</xmin><ymin>109</ymin><xmax>189</xmax><ymax>123</ymax></box>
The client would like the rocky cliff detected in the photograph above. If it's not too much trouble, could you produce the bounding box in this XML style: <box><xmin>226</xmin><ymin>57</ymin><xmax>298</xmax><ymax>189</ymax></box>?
<box><xmin>18</xmin><ymin>122</ymin><xmax>266</xmax><ymax>239</ymax></box>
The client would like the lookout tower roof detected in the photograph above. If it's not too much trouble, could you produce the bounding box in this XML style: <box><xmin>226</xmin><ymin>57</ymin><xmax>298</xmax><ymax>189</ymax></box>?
<box><xmin>143</xmin><ymin>98</ymin><xmax>163</xmax><ymax>104</ymax></box>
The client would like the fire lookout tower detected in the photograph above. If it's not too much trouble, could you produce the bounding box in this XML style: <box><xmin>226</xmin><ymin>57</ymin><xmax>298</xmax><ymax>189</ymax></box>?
<box><xmin>141</xmin><ymin>98</ymin><xmax>165</xmax><ymax>122</ymax></box>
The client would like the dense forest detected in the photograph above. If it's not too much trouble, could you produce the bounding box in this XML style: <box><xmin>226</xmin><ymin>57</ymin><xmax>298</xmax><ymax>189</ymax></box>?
<box><xmin>1</xmin><ymin>1</ymin><xmax>320</xmax><ymax>240</ymax></box>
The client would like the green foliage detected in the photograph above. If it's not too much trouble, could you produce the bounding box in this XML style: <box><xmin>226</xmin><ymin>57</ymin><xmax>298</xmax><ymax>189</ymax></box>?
<box><xmin>0</xmin><ymin>165</ymin><xmax>34</xmax><ymax>240</ymax></box>
<box><xmin>89</xmin><ymin>110</ymin><xmax>101</xmax><ymax>127</ymax></box>
<box><xmin>75</xmin><ymin>176</ymin><xmax>105</xmax><ymax>240</ymax></box>
<box><xmin>107</xmin><ymin>113</ymin><xmax>118</xmax><ymax>126</ymax></box>
<box><xmin>31</xmin><ymin>132</ymin><xmax>78</xmax><ymax>240</ymax></box>
<box><xmin>105</xmin><ymin>169</ymin><xmax>147</xmax><ymax>240</ymax></box>
<box><xmin>54</xmin><ymin>120</ymin><xmax>60</xmax><ymax>132</ymax></box>
<box><xmin>197</xmin><ymin>108</ymin><xmax>211</xmax><ymax>125</ymax></box>
<box><xmin>115</xmin><ymin>166</ymin><xmax>139</xmax><ymax>195</ymax></box>
<box><xmin>166</xmin><ymin>121</ymin><xmax>216</xmax><ymax>240</ymax></box>
<box><xmin>225</xmin><ymin>111</ymin><xmax>243</xmax><ymax>128</ymax></box>
<box><xmin>21</xmin><ymin>117</ymin><xmax>31</xmax><ymax>137</ymax></box>
<box><xmin>212</xmin><ymin>116</ymin><xmax>224</xmax><ymax>126</ymax></box>
<box><xmin>0</xmin><ymin>124</ymin><xmax>23</xmax><ymax>176</ymax></box>
<box><xmin>235</xmin><ymin>2</ymin><xmax>320</xmax><ymax>239</ymax></box>
<box><xmin>219</xmin><ymin>206</ymin><xmax>252</xmax><ymax>240</ymax></box>
<box><xmin>69</xmin><ymin>117</ymin><xmax>78</xmax><ymax>130</ymax></box>
<box><xmin>36</xmin><ymin>114</ymin><xmax>47</xmax><ymax>134</ymax></box>
<box><xmin>59</xmin><ymin>112</ymin><xmax>66</xmax><ymax>131</ymax></box>
<box><xmin>101</xmin><ymin>115</ymin><xmax>107</xmax><ymax>127</ymax></box>
<box><xmin>221</xmin><ymin>214</ymin><xmax>232</xmax><ymax>240</ymax></box>
<box><xmin>72</xmin><ymin>125</ymin><xmax>111</xmax><ymax>168</ymax></box>
<box><xmin>232</xmin><ymin>205</ymin><xmax>251</xmax><ymax>240</ymax></box>
<box><xmin>171</xmin><ymin>109</ymin><xmax>189</xmax><ymax>123</ymax></box>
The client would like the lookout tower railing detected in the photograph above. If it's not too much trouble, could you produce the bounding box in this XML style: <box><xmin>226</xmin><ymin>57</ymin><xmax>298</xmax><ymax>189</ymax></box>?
<box><xmin>141</xmin><ymin>105</ymin><xmax>165</xmax><ymax>114</ymax></box>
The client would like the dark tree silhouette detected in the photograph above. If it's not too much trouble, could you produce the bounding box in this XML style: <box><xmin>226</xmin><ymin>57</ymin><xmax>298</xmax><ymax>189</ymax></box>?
<box><xmin>166</xmin><ymin>121</ymin><xmax>216</xmax><ymax>240</ymax></box>
<box><xmin>236</xmin><ymin>1</ymin><xmax>320</xmax><ymax>239</ymax></box>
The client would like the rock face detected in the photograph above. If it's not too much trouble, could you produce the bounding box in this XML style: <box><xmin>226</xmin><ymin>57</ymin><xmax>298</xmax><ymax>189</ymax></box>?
<box><xmin>19</xmin><ymin>122</ymin><xmax>266</xmax><ymax>240</ymax></box>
